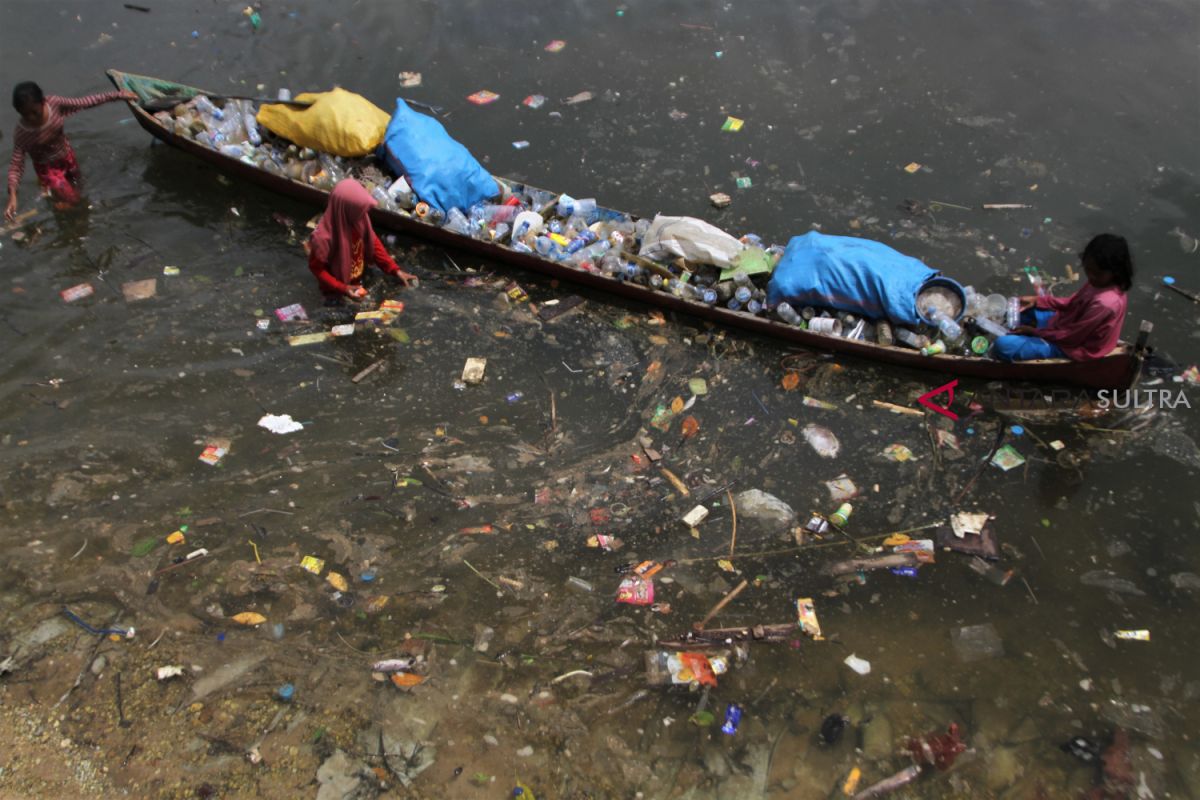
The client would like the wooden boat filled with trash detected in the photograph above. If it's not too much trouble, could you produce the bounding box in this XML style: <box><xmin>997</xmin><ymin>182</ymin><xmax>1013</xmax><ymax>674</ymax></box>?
<box><xmin>108</xmin><ymin>69</ymin><xmax>1146</xmax><ymax>390</ymax></box>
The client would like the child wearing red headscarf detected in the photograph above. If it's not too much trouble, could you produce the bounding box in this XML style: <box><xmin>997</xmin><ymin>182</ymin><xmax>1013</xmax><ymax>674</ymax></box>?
<box><xmin>308</xmin><ymin>179</ymin><xmax>416</xmax><ymax>298</ymax></box>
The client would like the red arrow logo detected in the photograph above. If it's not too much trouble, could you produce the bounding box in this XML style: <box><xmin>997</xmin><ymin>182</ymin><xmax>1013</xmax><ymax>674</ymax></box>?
<box><xmin>917</xmin><ymin>379</ymin><xmax>959</xmax><ymax>420</ymax></box>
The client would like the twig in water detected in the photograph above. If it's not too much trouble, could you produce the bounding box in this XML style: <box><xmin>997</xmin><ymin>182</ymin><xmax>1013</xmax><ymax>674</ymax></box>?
<box><xmin>726</xmin><ymin>489</ymin><xmax>738</xmax><ymax>557</ymax></box>
<box><xmin>1030</xmin><ymin>535</ymin><xmax>1045</xmax><ymax>559</ymax></box>
<box><xmin>928</xmin><ymin>200</ymin><xmax>972</xmax><ymax>211</ymax></box>
<box><xmin>561</xmin><ymin>361</ymin><xmax>583</xmax><ymax>374</ymax></box>
<box><xmin>549</xmin><ymin>389</ymin><xmax>557</xmax><ymax>432</ymax></box>
<box><xmin>462</xmin><ymin>559</ymin><xmax>502</xmax><ymax>591</ymax></box>
<box><xmin>70</xmin><ymin>539</ymin><xmax>88</xmax><ymax>560</ymax></box>
<box><xmin>148</xmin><ymin>630</ymin><xmax>166</xmax><ymax>649</ymax></box>
<box><xmin>695</xmin><ymin>579</ymin><xmax>749</xmax><ymax>631</ymax></box>
<box><xmin>551</xmin><ymin>669</ymin><xmax>594</xmax><ymax>684</ymax></box>
<box><xmin>352</xmin><ymin>359</ymin><xmax>385</xmax><ymax>384</ymax></box>
<box><xmin>1021</xmin><ymin>577</ymin><xmax>1039</xmax><ymax>605</ymax></box>
<box><xmin>238</xmin><ymin>508</ymin><xmax>294</xmax><ymax>517</ymax></box>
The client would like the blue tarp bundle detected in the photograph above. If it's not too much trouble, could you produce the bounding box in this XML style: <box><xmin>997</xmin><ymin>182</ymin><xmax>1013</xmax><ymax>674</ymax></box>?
<box><xmin>766</xmin><ymin>232</ymin><xmax>939</xmax><ymax>326</ymax></box>
<box><xmin>378</xmin><ymin>100</ymin><xmax>497</xmax><ymax>213</ymax></box>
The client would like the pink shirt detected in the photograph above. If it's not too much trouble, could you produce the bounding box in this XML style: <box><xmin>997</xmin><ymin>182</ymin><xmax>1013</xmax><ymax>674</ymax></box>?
<box><xmin>1035</xmin><ymin>282</ymin><xmax>1127</xmax><ymax>360</ymax></box>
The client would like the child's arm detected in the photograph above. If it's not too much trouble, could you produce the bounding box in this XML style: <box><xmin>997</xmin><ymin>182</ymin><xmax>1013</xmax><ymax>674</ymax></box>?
<box><xmin>371</xmin><ymin>232</ymin><xmax>417</xmax><ymax>285</ymax></box>
<box><xmin>308</xmin><ymin>247</ymin><xmax>358</xmax><ymax>296</ymax></box>
<box><xmin>1033</xmin><ymin>291</ymin><xmax>1074</xmax><ymax>312</ymax></box>
<box><xmin>6</xmin><ymin>140</ymin><xmax>28</xmax><ymax>221</ymax></box>
<box><xmin>54</xmin><ymin>91</ymin><xmax>136</xmax><ymax>118</ymax></box>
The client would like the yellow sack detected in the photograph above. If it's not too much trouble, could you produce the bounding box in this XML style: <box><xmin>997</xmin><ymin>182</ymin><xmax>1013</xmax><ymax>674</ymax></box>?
<box><xmin>256</xmin><ymin>87</ymin><xmax>389</xmax><ymax>157</ymax></box>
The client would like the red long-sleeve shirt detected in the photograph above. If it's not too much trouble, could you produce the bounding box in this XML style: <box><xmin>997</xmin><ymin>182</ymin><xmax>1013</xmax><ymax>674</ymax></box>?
<box><xmin>8</xmin><ymin>91</ymin><xmax>126</xmax><ymax>193</ymax></box>
<box><xmin>1034</xmin><ymin>283</ymin><xmax>1127</xmax><ymax>361</ymax></box>
<box><xmin>308</xmin><ymin>230</ymin><xmax>400</xmax><ymax>294</ymax></box>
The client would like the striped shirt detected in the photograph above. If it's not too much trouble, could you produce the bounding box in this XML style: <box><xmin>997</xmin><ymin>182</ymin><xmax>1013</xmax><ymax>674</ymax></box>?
<box><xmin>8</xmin><ymin>91</ymin><xmax>124</xmax><ymax>193</ymax></box>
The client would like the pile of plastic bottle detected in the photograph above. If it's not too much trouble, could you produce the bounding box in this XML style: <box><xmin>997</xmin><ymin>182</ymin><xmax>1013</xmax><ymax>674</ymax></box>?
<box><xmin>159</xmin><ymin>94</ymin><xmax>1034</xmax><ymax>359</ymax></box>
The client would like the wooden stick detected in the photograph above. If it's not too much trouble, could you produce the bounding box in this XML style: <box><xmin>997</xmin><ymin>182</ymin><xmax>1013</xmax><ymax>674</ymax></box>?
<box><xmin>726</xmin><ymin>489</ymin><xmax>738</xmax><ymax>557</ymax></box>
<box><xmin>695</xmin><ymin>579</ymin><xmax>748</xmax><ymax>631</ymax></box>
<box><xmin>549</xmin><ymin>389</ymin><xmax>557</xmax><ymax>432</ymax></box>
<box><xmin>873</xmin><ymin>400</ymin><xmax>923</xmax><ymax>417</ymax></box>
<box><xmin>1166</xmin><ymin>283</ymin><xmax>1200</xmax><ymax>305</ymax></box>
<box><xmin>982</xmin><ymin>203</ymin><xmax>1031</xmax><ymax>209</ymax></box>
<box><xmin>660</xmin><ymin>467</ymin><xmax>690</xmax><ymax>496</ymax></box>
<box><xmin>351</xmin><ymin>359</ymin><xmax>385</xmax><ymax>384</ymax></box>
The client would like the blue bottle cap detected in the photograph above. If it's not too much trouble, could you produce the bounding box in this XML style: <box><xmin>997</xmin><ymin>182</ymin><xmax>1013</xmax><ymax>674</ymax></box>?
<box><xmin>1010</xmin><ymin>425</ymin><xmax>1025</xmax><ymax>436</ymax></box>
<box><xmin>966</xmin><ymin>427</ymin><xmax>975</xmax><ymax>435</ymax></box>
<box><xmin>361</xmin><ymin>570</ymin><xmax>376</xmax><ymax>583</ymax></box>
<box><xmin>277</xmin><ymin>683</ymin><xmax>295</xmax><ymax>701</ymax></box>
<box><xmin>1163</xmin><ymin>276</ymin><xmax>1176</xmax><ymax>285</ymax></box>
<box><xmin>216</xmin><ymin>632</ymin><xmax>226</xmax><ymax>643</ymax></box>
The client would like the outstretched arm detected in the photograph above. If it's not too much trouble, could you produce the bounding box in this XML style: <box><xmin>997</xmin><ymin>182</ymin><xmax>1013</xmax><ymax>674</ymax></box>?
<box><xmin>54</xmin><ymin>90</ymin><xmax>137</xmax><ymax>118</ymax></box>
<box><xmin>371</xmin><ymin>232</ymin><xmax>417</xmax><ymax>285</ymax></box>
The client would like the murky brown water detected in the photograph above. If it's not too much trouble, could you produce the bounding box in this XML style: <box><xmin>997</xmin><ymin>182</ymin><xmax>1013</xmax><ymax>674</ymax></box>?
<box><xmin>2</xmin><ymin>1</ymin><xmax>1199</xmax><ymax>797</ymax></box>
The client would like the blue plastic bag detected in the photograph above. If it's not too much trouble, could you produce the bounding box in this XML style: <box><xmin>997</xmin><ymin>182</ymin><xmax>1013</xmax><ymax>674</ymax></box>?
<box><xmin>766</xmin><ymin>232</ymin><xmax>938</xmax><ymax>326</ymax></box>
<box><xmin>379</xmin><ymin>100</ymin><xmax>498</xmax><ymax>213</ymax></box>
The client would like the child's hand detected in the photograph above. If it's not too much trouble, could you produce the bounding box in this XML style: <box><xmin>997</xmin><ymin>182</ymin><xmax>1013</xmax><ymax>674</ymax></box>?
<box><xmin>4</xmin><ymin>194</ymin><xmax>17</xmax><ymax>222</ymax></box>
<box><xmin>346</xmin><ymin>285</ymin><xmax>368</xmax><ymax>300</ymax></box>
<box><xmin>394</xmin><ymin>270</ymin><xmax>419</xmax><ymax>287</ymax></box>
<box><xmin>1010</xmin><ymin>325</ymin><xmax>1037</xmax><ymax>336</ymax></box>
<box><xmin>1018</xmin><ymin>296</ymin><xmax>1036</xmax><ymax>312</ymax></box>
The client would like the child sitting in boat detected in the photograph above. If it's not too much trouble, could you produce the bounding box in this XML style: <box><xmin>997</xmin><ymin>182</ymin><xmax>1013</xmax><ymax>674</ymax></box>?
<box><xmin>6</xmin><ymin>81</ymin><xmax>136</xmax><ymax>220</ymax></box>
<box><xmin>993</xmin><ymin>234</ymin><xmax>1132</xmax><ymax>362</ymax></box>
<box><xmin>307</xmin><ymin>179</ymin><xmax>417</xmax><ymax>299</ymax></box>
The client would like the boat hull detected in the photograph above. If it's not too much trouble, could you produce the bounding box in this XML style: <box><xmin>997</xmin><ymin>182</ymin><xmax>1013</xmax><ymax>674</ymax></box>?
<box><xmin>108</xmin><ymin>69</ymin><xmax>1141</xmax><ymax>390</ymax></box>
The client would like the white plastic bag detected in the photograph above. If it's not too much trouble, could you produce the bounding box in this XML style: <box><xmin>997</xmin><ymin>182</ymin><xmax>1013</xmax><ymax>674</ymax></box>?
<box><xmin>638</xmin><ymin>215</ymin><xmax>743</xmax><ymax>268</ymax></box>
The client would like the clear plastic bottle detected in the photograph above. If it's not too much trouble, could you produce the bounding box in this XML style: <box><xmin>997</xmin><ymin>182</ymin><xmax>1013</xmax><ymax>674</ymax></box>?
<box><xmin>776</xmin><ymin>302</ymin><xmax>802</xmax><ymax>325</ymax></box>
<box><xmin>240</xmin><ymin>101</ymin><xmax>262</xmax><ymax>145</ymax></box>
<box><xmin>876</xmin><ymin>320</ymin><xmax>894</xmax><ymax>346</ymax></box>
<box><xmin>387</xmin><ymin>176</ymin><xmax>414</xmax><ymax>208</ymax></box>
<box><xmin>443</xmin><ymin>207</ymin><xmax>471</xmax><ymax>235</ymax></box>
<box><xmin>731</xmin><ymin>269</ymin><xmax>754</xmax><ymax>289</ymax></box>
<box><xmin>700</xmin><ymin>287</ymin><xmax>718</xmax><ymax>305</ymax></box>
<box><xmin>194</xmin><ymin>95</ymin><xmax>223</xmax><ymax>120</ymax></box>
<box><xmin>1006</xmin><ymin>297</ymin><xmax>1021</xmax><ymax>330</ymax></box>
<box><xmin>621</xmin><ymin>262</ymin><xmax>644</xmax><ymax>283</ymax></box>
<box><xmin>895</xmin><ymin>327</ymin><xmax>928</xmax><ymax>350</ymax></box>
<box><xmin>556</xmin><ymin>194</ymin><xmax>576</xmax><ymax>218</ymax></box>
<box><xmin>969</xmin><ymin>315</ymin><xmax>1009</xmax><ymax>338</ymax></box>
<box><xmin>924</xmin><ymin>307</ymin><xmax>965</xmax><ymax>345</ymax></box>
<box><xmin>566</xmin><ymin>229</ymin><xmax>598</xmax><ymax>254</ymax></box>
<box><xmin>746</xmin><ymin>299</ymin><xmax>763</xmax><ymax>315</ymax></box>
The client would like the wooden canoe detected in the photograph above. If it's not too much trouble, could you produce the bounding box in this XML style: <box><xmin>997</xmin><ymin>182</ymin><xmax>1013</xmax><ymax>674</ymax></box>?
<box><xmin>107</xmin><ymin>69</ymin><xmax>1145</xmax><ymax>390</ymax></box>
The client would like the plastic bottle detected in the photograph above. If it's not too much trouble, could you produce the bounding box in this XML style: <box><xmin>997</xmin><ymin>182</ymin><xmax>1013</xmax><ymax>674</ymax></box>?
<box><xmin>700</xmin><ymin>287</ymin><xmax>718</xmax><ymax>305</ymax></box>
<box><xmin>969</xmin><ymin>315</ymin><xmax>1009</xmax><ymax>338</ymax></box>
<box><xmin>830</xmin><ymin>503</ymin><xmax>853</xmax><ymax>527</ymax></box>
<box><xmin>800</xmin><ymin>306</ymin><xmax>817</xmax><ymax>321</ymax></box>
<box><xmin>721</xmin><ymin>703</ymin><xmax>743</xmax><ymax>735</ymax></box>
<box><xmin>924</xmin><ymin>307</ymin><xmax>965</xmax><ymax>346</ymax></box>
<box><xmin>387</xmin><ymin>176</ymin><xmax>414</xmax><ymax>208</ymax></box>
<box><xmin>621</xmin><ymin>263</ymin><xmax>644</xmax><ymax>283</ymax></box>
<box><xmin>894</xmin><ymin>327</ymin><xmax>927</xmax><ymax>350</ymax></box>
<box><xmin>734</xmin><ymin>286</ymin><xmax>753</xmax><ymax>305</ymax></box>
<box><xmin>731</xmin><ymin>270</ymin><xmax>754</xmax><ymax>289</ymax></box>
<box><xmin>746</xmin><ymin>299</ymin><xmax>763</xmax><ymax>315</ymax></box>
<box><xmin>1005</xmin><ymin>297</ymin><xmax>1021</xmax><ymax>330</ymax></box>
<box><xmin>776</xmin><ymin>302</ymin><xmax>803</xmax><ymax>325</ymax></box>
<box><xmin>277</xmin><ymin>88</ymin><xmax>292</xmax><ymax>102</ymax></box>
<box><xmin>443</xmin><ymin>207</ymin><xmax>471</xmax><ymax>235</ymax></box>
<box><xmin>876</xmin><ymin>320</ymin><xmax>894</xmax><ymax>346</ymax></box>
<box><xmin>194</xmin><ymin>95</ymin><xmax>223</xmax><ymax>120</ymax></box>
<box><xmin>511</xmin><ymin>210</ymin><xmax>543</xmax><ymax>240</ymax></box>
<box><xmin>921</xmin><ymin>340</ymin><xmax>948</xmax><ymax>356</ymax></box>
<box><xmin>574</xmin><ymin>198</ymin><xmax>597</xmax><ymax>218</ymax></box>
<box><xmin>566</xmin><ymin>229</ymin><xmax>598</xmax><ymax>254</ymax></box>
<box><xmin>240</xmin><ymin>101</ymin><xmax>262</xmax><ymax>145</ymax></box>
<box><xmin>556</xmin><ymin>194</ymin><xmax>576</xmax><ymax>218</ymax></box>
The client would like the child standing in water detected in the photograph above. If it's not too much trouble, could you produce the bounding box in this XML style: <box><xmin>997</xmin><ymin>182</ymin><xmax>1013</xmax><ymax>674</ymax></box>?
<box><xmin>993</xmin><ymin>234</ymin><xmax>1132</xmax><ymax>362</ymax></box>
<box><xmin>5</xmin><ymin>82</ymin><xmax>137</xmax><ymax>220</ymax></box>
<box><xmin>307</xmin><ymin>179</ymin><xmax>418</xmax><ymax>299</ymax></box>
